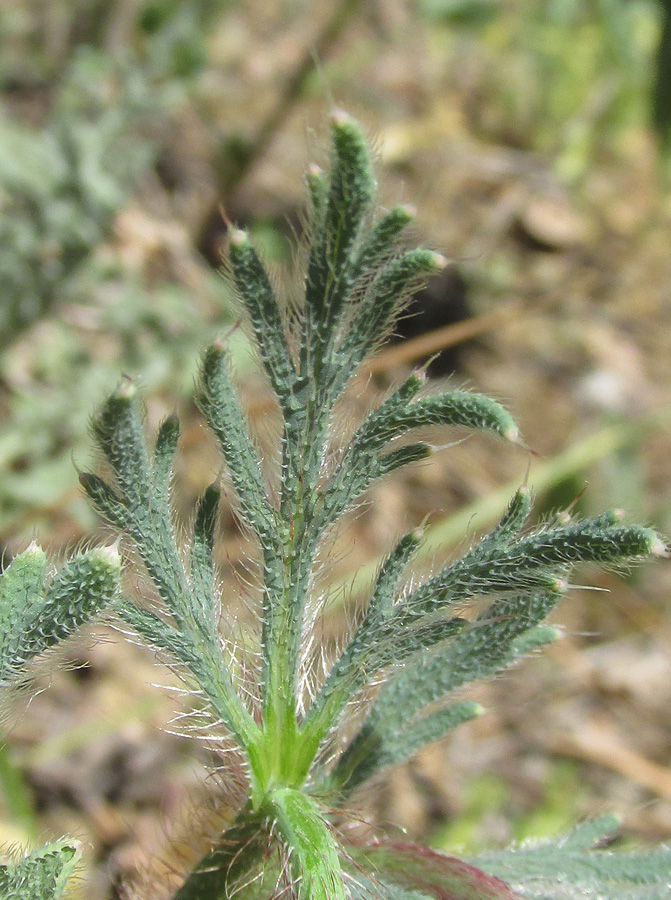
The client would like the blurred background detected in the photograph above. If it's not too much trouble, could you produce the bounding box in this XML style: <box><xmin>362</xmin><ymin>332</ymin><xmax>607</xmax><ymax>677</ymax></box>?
<box><xmin>2</xmin><ymin>0</ymin><xmax>671</xmax><ymax>897</ymax></box>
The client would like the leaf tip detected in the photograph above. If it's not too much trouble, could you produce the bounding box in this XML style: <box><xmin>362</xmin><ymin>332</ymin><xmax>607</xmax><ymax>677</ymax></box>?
<box><xmin>503</xmin><ymin>424</ymin><xmax>521</xmax><ymax>444</ymax></box>
<box><xmin>330</xmin><ymin>107</ymin><xmax>353</xmax><ymax>128</ymax></box>
<box><xmin>650</xmin><ymin>535</ymin><xmax>669</xmax><ymax>558</ymax></box>
<box><xmin>91</xmin><ymin>543</ymin><xmax>122</xmax><ymax>570</ymax></box>
<box><xmin>24</xmin><ymin>540</ymin><xmax>45</xmax><ymax>558</ymax></box>
<box><xmin>229</xmin><ymin>228</ymin><xmax>249</xmax><ymax>247</ymax></box>
<box><xmin>115</xmin><ymin>378</ymin><xmax>136</xmax><ymax>402</ymax></box>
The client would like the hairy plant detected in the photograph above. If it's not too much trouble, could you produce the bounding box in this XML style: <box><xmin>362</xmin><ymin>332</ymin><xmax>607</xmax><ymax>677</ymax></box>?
<box><xmin>1</xmin><ymin>112</ymin><xmax>669</xmax><ymax>900</ymax></box>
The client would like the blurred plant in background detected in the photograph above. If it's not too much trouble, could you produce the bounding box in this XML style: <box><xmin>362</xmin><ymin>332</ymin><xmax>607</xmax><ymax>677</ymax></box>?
<box><xmin>421</xmin><ymin>0</ymin><xmax>662</xmax><ymax>179</ymax></box>
<box><xmin>0</xmin><ymin>1</ymin><xmax>243</xmax><ymax>541</ymax></box>
<box><xmin>0</xmin><ymin>51</ymin><xmax>156</xmax><ymax>349</ymax></box>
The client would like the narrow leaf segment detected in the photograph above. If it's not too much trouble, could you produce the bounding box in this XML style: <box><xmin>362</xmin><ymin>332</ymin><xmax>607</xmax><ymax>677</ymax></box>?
<box><xmin>0</xmin><ymin>543</ymin><xmax>120</xmax><ymax>686</ymax></box>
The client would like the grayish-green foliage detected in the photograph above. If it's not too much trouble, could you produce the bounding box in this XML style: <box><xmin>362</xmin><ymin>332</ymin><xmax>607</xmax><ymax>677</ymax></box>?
<box><xmin>0</xmin><ymin>840</ymin><xmax>81</xmax><ymax>900</ymax></box>
<box><xmin>473</xmin><ymin>816</ymin><xmax>671</xmax><ymax>899</ymax></box>
<box><xmin>1</xmin><ymin>112</ymin><xmax>668</xmax><ymax>899</ymax></box>
<box><xmin>0</xmin><ymin>543</ymin><xmax>121</xmax><ymax>687</ymax></box>
<box><xmin>0</xmin><ymin>54</ymin><xmax>156</xmax><ymax>348</ymax></box>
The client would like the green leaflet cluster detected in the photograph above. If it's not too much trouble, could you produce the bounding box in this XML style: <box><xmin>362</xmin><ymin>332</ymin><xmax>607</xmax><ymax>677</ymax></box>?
<box><xmin>0</xmin><ymin>542</ymin><xmax>121</xmax><ymax>687</ymax></box>
<box><xmin>2</xmin><ymin>111</ymin><xmax>668</xmax><ymax>900</ymax></box>
<box><xmin>328</xmin><ymin>503</ymin><xmax>663</xmax><ymax>793</ymax></box>
<box><xmin>80</xmin><ymin>382</ymin><xmax>260</xmax><ymax>759</ymax></box>
<box><xmin>473</xmin><ymin>815</ymin><xmax>671</xmax><ymax>900</ymax></box>
<box><xmin>0</xmin><ymin>840</ymin><xmax>82</xmax><ymax>900</ymax></box>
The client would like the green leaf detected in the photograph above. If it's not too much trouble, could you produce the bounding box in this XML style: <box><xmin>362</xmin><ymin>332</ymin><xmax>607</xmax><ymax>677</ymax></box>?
<box><xmin>348</xmin><ymin>872</ymin><xmax>432</xmax><ymax>900</ymax></box>
<box><xmin>557</xmin><ymin>814</ymin><xmax>622</xmax><ymax>850</ymax></box>
<box><xmin>0</xmin><ymin>544</ymin><xmax>48</xmax><ymax>641</ymax></box>
<box><xmin>304</xmin><ymin>111</ymin><xmax>375</xmax><ymax>338</ymax></box>
<box><xmin>318</xmin><ymin>374</ymin><xmax>528</xmax><ymax>528</ymax></box>
<box><xmin>171</xmin><ymin>813</ymin><xmax>266</xmax><ymax>900</ymax></box>
<box><xmin>332</xmin><ymin>587</ymin><xmax>563</xmax><ymax>794</ymax></box>
<box><xmin>341</xmin><ymin>700</ymin><xmax>484</xmax><ymax>790</ymax></box>
<box><xmin>88</xmin><ymin>383</ymin><xmax>193</xmax><ymax>628</ymax></box>
<box><xmin>305</xmin><ymin>163</ymin><xmax>328</xmax><ymax>217</ymax></box>
<box><xmin>368</xmin><ymin>587</ymin><xmax>565</xmax><ymax>737</ymax></box>
<box><xmin>354</xmin><ymin>841</ymin><xmax>519</xmax><ymax>900</ymax></box>
<box><xmin>91</xmin><ymin>380</ymin><xmax>152</xmax><ymax>506</ymax></box>
<box><xmin>51</xmin><ymin>110</ymin><xmax>668</xmax><ymax>898</ymax></box>
<box><xmin>305</xmin><ymin>527</ymin><xmax>424</xmax><ymax>737</ymax></box>
<box><xmin>350</xmin><ymin>203</ymin><xmax>416</xmax><ymax>284</ymax></box>
<box><xmin>197</xmin><ymin>343</ymin><xmax>278</xmax><ymax>549</ymax></box>
<box><xmin>0</xmin><ymin>839</ymin><xmax>81</xmax><ymax>900</ymax></box>
<box><xmin>79</xmin><ymin>472</ymin><xmax>129</xmax><ymax>530</ymax></box>
<box><xmin>118</xmin><ymin>600</ymin><xmax>260</xmax><ymax>753</ymax></box>
<box><xmin>318</xmin><ymin>385</ymin><xmax>519</xmax><ymax>542</ymax></box>
<box><xmin>339</xmin><ymin>248</ymin><xmax>446</xmax><ymax>376</ymax></box>
<box><xmin>473</xmin><ymin>820</ymin><xmax>671</xmax><ymax>899</ymax></box>
<box><xmin>0</xmin><ymin>544</ymin><xmax>121</xmax><ymax>686</ymax></box>
<box><xmin>354</xmin><ymin>390</ymin><xmax>521</xmax><ymax>449</ymax></box>
<box><xmin>189</xmin><ymin>485</ymin><xmax>221</xmax><ymax>630</ymax></box>
<box><xmin>481</xmin><ymin>485</ymin><xmax>533</xmax><ymax>548</ymax></box>
<box><xmin>88</xmin><ymin>379</ymin><xmax>234</xmax><ymax>647</ymax></box>
<box><xmin>403</xmin><ymin>520</ymin><xmax>661</xmax><ymax>623</ymax></box>
<box><xmin>227</xmin><ymin>229</ymin><xmax>297</xmax><ymax>415</ymax></box>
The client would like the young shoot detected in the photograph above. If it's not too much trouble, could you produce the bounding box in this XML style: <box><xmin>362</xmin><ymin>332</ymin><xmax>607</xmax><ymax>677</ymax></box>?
<box><xmin>1</xmin><ymin>111</ymin><xmax>668</xmax><ymax>900</ymax></box>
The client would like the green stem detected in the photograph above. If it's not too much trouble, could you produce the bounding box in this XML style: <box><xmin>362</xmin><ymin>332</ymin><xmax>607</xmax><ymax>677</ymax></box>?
<box><xmin>265</xmin><ymin>787</ymin><xmax>346</xmax><ymax>900</ymax></box>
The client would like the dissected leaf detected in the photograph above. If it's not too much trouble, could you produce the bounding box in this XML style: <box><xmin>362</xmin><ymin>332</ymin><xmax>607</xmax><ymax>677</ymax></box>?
<box><xmin>0</xmin><ymin>839</ymin><xmax>81</xmax><ymax>900</ymax></box>
<box><xmin>0</xmin><ymin>544</ymin><xmax>120</xmax><ymax>686</ymax></box>
<box><xmin>473</xmin><ymin>820</ymin><xmax>671</xmax><ymax>900</ymax></box>
<box><xmin>354</xmin><ymin>841</ymin><xmax>520</xmax><ymax>900</ymax></box>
